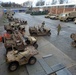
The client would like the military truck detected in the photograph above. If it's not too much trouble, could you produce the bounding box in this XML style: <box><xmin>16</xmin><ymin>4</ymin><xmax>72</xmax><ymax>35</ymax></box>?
<box><xmin>29</xmin><ymin>26</ymin><xmax>51</xmax><ymax>36</ymax></box>
<box><xmin>74</xmin><ymin>18</ymin><xmax>76</xmax><ymax>24</ymax></box>
<box><xmin>6</xmin><ymin>46</ymin><xmax>38</xmax><ymax>72</ymax></box>
<box><xmin>50</xmin><ymin>15</ymin><xmax>59</xmax><ymax>20</ymax></box>
<box><xmin>70</xmin><ymin>33</ymin><xmax>76</xmax><ymax>47</ymax></box>
<box><xmin>59</xmin><ymin>11</ymin><xmax>76</xmax><ymax>22</ymax></box>
<box><xmin>45</xmin><ymin>13</ymin><xmax>52</xmax><ymax>18</ymax></box>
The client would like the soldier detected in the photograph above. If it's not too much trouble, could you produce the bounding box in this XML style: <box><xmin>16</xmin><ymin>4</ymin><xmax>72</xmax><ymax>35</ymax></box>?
<box><xmin>41</xmin><ymin>21</ymin><xmax>45</xmax><ymax>32</ymax></box>
<box><xmin>41</xmin><ymin>21</ymin><xmax>45</xmax><ymax>28</ymax></box>
<box><xmin>57</xmin><ymin>24</ymin><xmax>61</xmax><ymax>35</ymax></box>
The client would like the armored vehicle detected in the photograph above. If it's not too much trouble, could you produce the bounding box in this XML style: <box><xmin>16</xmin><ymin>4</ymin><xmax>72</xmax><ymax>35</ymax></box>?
<box><xmin>29</xmin><ymin>26</ymin><xmax>51</xmax><ymax>36</ymax></box>
<box><xmin>70</xmin><ymin>33</ymin><xmax>76</xmax><ymax>47</ymax></box>
<box><xmin>6</xmin><ymin>46</ymin><xmax>38</xmax><ymax>72</ymax></box>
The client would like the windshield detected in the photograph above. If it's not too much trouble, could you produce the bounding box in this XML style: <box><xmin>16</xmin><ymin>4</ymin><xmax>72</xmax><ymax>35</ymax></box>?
<box><xmin>60</xmin><ymin>14</ymin><xmax>66</xmax><ymax>17</ymax></box>
<box><xmin>62</xmin><ymin>14</ymin><xmax>66</xmax><ymax>17</ymax></box>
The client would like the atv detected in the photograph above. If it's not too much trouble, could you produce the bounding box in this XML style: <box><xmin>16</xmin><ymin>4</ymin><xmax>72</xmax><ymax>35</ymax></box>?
<box><xmin>6</xmin><ymin>46</ymin><xmax>38</xmax><ymax>72</ymax></box>
<box><xmin>29</xmin><ymin>26</ymin><xmax>51</xmax><ymax>36</ymax></box>
<box><xmin>70</xmin><ymin>33</ymin><xmax>76</xmax><ymax>47</ymax></box>
<box><xmin>23</xmin><ymin>36</ymin><xmax>38</xmax><ymax>49</ymax></box>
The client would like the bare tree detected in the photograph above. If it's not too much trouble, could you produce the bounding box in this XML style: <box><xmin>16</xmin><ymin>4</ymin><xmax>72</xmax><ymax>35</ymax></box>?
<box><xmin>51</xmin><ymin>0</ymin><xmax>57</xmax><ymax>5</ymax></box>
<box><xmin>23</xmin><ymin>1</ymin><xmax>32</xmax><ymax>7</ymax></box>
<box><xmin>36</xmin><ymin>0</ymin><xmax>45</xmax><ymax>6</ymax></box>
<box><xmin>59</xmin><ymin>0</ymin><xmax>68</xmax><ymax>4</ymax></box>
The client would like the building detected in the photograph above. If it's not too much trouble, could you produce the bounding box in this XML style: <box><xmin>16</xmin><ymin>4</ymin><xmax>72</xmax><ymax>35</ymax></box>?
<box><xmin>32</xmin><ymin>3</ymin><xmax>76</xmax><ymax>14</ymax></box>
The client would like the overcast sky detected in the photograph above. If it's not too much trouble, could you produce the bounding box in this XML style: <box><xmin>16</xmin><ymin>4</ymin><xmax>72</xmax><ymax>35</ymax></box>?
<box><xmin>0</xmin><ymin>0</ymin><xmax>76</xmax><ymax>4</ymax></box>
<box><xmin>0</xmin><ymin>0</ymin><xmax>34</xmax><ymax>4</ymax></box>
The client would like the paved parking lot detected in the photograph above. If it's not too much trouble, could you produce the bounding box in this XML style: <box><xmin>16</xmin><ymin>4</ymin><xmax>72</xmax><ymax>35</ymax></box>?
<box><xmin>0</xmin><ymin>12</ymin><xmax>76</xmax><ymax>75</ymax></box>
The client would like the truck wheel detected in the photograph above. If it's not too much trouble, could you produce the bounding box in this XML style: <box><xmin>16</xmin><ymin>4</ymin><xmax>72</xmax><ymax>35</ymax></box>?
<box><xmin>72</xmin><ymin>18</ymin><xmax>75</xmax><ymax>21</ymax></box>
<box><xmin>6</xmin><ymin>47</ymin><xmax>12</xmax><ymax>54</ymax></box>
<box><xmin>71</xmin><ymin>41</ymin><xmax>76</xmax><ymax>47</ymax></box>
<box><xmin>28</xmin><ymin>57</ymin><xmax>36</xmax><ymax>65</ymax></box>
<box><xmin>8</xmin><ymin>62</ymin><xmax>19</xmax><ymax>72</ymax></box>
<box><xmin>60</xmin><ymin>20</ymin><xmax>62</xmax><ymax>21</ymax></box>
<box><xmin>25</xmin><ymin>21</ymin><xmax>27</xmax><ymax>24</ymax></box>
<box><xmin>64</xmin><ymin>19</ymin><xmax>68</xmax><ymax>22</ymax></box>
<box><xmin>48</xmin><ymin>32</ymin><xmax>51</xmax><ymax>36</ymax></box>
<box><xmin>26</xmin><ymin>40</ymin><xmax>30</xmax><ymax>44</ymax></box>
<box><xmin>66</xmin><ymin>18</ymin><xmax>69</xmax><ymax>22</ymax></box>
<box><xmin>70</xmin><ymin>33</ymin><xmax>75</xmax><ymax>39</ymax></box>
<box><xmin>33</xmin><ymin>43</ymin><xmax>38</xmax><ymax>49</ymax></box>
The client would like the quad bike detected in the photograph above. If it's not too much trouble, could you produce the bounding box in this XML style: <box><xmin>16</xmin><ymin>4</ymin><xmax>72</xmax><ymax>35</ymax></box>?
<box><xmin>2</xmin><ymin>33</ymin><xmax>25</xmax><ymax>53</ymax></box>
<box><xmin>6</xmin><ymin>46</ymin><xmax>39</xmax><ymax>72</ymax></box>
<box><xmin>4</xmin><ymin>24</ymin><xmax>38</xmax><ymax>48</ymax></box>
<box><xmin>17</xmin><ymin>31</ymin><xmax>38</xmax><ymax>49</ymax></box>
<box><xmin>45</xmin><ymin>13</ymin><xmax>52</xmax><ymax>18</ymax></box>
<box><xmin>29</xmin><ymin>26</ymin><xmax>51</xmax><ymax>36</ymax></box>
<box><xmin>5</xmin><ymin>20</ymin><xmax>23</xmax><ymax>31</ymax></box>
<box><xmin>23</xmin><ymin>36</ymin><xmax>38</xmax><ymax>49</ymax></box>
<box><xmin>2</xmin><ymin>31</ymin><xmax>38</xmax><ymax>53</ymax></box>
<box><xmin>20</xmin><ymin>20</ymin><xmax>27</xmax><ymax>25</ymax></box>
<box><xmin>4</xmin><ymin>25</ymin><xmax>13</xmax><ymax>34</ymax></box>
<box><xmin>70</xmin><ymin>33</ymin><xmax>76</xmax><ymax>47</ymax></box>
<box><xmin>4</xmin><ymin>24</ymin><xmax>25</xmax><ymax>34</ymax></box>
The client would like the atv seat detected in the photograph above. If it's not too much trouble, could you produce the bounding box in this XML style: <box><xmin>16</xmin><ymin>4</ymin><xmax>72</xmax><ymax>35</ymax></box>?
<box><xmin>16</xmin><ymin>40</ymin><xmax>25</xmax><ymax>52</ymax></box>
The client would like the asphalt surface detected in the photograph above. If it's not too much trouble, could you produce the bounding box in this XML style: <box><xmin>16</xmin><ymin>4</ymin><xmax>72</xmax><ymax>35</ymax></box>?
<box><xmin>0</xmin><ymin>12</ymin><xmax>76</xmax><ymax>75</ymax></box>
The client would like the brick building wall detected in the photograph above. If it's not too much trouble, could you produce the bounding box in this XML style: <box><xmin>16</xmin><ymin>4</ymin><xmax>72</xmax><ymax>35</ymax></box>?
<box><xmin>33</xmin><ymin>6</ymin><xmax>76</xmax><ymax>14</ymax></box>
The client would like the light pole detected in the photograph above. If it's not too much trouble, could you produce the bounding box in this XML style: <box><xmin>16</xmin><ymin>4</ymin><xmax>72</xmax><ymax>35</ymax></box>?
<box><xmin>73</xmin><ymin>5</ymin><xmax>76</xmax><ymax>11</ymax></box>
<box><xmin>56</xmin><ymin>6</ymin><xmax>58</xmax><ymax>15</ymax></box>
<box><xmin>63</xmin><ymin>5</ymin><xmax>65</xmax><ymax>13</ymax></box>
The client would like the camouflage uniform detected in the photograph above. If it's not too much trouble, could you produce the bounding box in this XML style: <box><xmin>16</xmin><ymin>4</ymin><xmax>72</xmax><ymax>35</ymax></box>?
<box><xmin>41</xmin><ymin>21</ymin><xmax>45</xmax><ymax>32</ymax></box>
<box><xmin>57</xmin><ymin>24</ymin><xmax>61</xmax><ymax>35</ymax></box>
<box><xmin>41</xmin><ymin>21</ymin><xmax>45</xmax><ymax>27</ymax></box>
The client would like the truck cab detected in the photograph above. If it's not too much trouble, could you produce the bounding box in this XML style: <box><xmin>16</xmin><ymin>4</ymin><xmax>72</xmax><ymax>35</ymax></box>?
<box><xmin>59</xmin><ymin>13</ymin><xmax>69</xmax><ymax>21</ymax></box>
